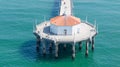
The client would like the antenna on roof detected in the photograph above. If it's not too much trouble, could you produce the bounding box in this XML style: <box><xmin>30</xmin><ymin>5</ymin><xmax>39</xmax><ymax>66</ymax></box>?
<box><xmin>86</xmin><ymin>16</ymin><xmax>88</xmax><ymax>23</ymax></box>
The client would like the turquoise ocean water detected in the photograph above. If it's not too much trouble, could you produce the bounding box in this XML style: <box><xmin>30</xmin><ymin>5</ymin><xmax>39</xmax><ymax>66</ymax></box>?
<box><xmin>0</xmin><ymin>0</ymin><xmax>120</xmax><ymax>67</ymax></box>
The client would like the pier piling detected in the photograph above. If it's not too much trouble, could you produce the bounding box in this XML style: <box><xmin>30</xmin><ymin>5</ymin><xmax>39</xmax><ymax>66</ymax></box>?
<box><xmin>49</xmin><ymin>43</ymin><xmax>52</xmax><ymax>53</ymax></box>
<box><xmin>92</xmin><ymin>37</ymin><xmax>95</xmax><ymax>51</ymax></box>
<box><xmin>36</xmin><ymin>37</ymin><xmax>40</xmax><ymax>52</ymax></box>
<box><xmin>63</xmin><ymin>44</ymin><xmax>67</xmax><ymax>50</ymax></box>
<box><xmin>79</xmin><ymin>42</ymin><xmax>82</xmax><ymax>50</ymax></box>
<box><xmin>42</xmin><ymin>39</ymin><xmax>46</xmax><ymax>56</ymax></box>
<box><xmin>55</xmin><ymin>42</ymin><xmax>59</xmax><ymax>59</ymax></box>
<box><xmin>85</xmin><ymin>40</ymin><xmax>89</xmax><ymax>56</ymax></box>
<box><xmin>72</xmin><ymin>43</ymin><xmax>75</xmax><ymax>59</ymax></box>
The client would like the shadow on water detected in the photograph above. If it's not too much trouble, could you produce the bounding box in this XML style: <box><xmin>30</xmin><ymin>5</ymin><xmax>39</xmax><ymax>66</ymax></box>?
<box><xmin>51</xmin><ymin>0</ymin><xmax>61</xmax><ymax>18</ymax></box>
<box><xmin>20</xmin><ymin>40</ymin><xmax>95</xmax><ymax>63</ymax></box>
<box><xmin>20</xmin><ymin>40</ymin><xmax>73</xmax><ymax>62</ymax></box>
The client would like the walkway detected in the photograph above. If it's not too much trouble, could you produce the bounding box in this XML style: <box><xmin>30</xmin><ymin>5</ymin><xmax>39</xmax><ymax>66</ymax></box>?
<box><xmin>60</xmin><ymin>0</ymin><xmax>72</xmax><ymax>15</ymax></box>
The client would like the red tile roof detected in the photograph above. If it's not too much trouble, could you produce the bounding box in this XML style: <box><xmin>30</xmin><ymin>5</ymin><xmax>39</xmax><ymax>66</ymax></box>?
<box><xmin>50</xmin><ymin>15</ymin><xmax>81</xmax><ymax>26</ymax></box>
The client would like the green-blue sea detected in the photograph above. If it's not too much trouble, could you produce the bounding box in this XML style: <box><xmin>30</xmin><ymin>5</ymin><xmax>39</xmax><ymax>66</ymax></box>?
<box><xmin>0</xmin><ymin>0</ymin><xmax>120</xmax><ymax>67</ymax></box>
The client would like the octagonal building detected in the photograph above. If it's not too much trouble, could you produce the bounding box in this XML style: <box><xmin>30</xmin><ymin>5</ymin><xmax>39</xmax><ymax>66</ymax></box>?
<box><xmin>50</xmin><ymin>15</ymin><xmax>81</xmax><ymax>35</ymax></box>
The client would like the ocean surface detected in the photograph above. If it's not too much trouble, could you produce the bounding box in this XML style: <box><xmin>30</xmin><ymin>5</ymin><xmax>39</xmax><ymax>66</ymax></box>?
<box><xmin>0</xmin><ymin>0</ymin><xmax>120</xmax><ymax>67</ymax></box>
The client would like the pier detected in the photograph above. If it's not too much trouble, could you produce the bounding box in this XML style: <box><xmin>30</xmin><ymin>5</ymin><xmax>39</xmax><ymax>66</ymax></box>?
<box><xmin>33</xmin><ymin>0</ymin><xmax>98</xmax><ymax>59</ymax></box>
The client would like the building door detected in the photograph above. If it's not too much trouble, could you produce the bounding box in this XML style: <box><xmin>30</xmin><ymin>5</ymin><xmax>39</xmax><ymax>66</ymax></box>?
<box><xmin>64</xmin><ymin>29</ymin><xmax>67</xmax><ymax>35</ymax></box>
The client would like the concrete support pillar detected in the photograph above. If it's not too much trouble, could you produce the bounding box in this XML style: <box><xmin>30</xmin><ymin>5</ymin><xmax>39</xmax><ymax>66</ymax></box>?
<box><xmin>49</xmin><ymin>42</ymin><xmax>52</xmax><ymax>53</ymax></box>
<box><xmin>78</xmin><ymin>42</ymin><xmax>82</xmax><ymax>50</ymax></box>
<box><xmin>92</xmin><ymin>37</ymin><xmax>94</xmax><ymax>51</ymax></box>
<box><xmin>72</xmin><ymin>43</ymin><xmax>75</xmax><ymax>59</ymax></box>
<box><xmin>55</xmin><ymin>42</ymin><xmax>59</xmax><ymax>58</ymax></box>
<box><xmin>42</xmin><ymin>39</ymin><xmax>46</xmax><ymax>56</ymax></box>
<box><xmin>36</xmin><ymin>37</ymin><xmax>40</xmax><ymax>52</ymax></box>
<box><xmin>85</xmin><ymin>40</ymin><xmax>89</xmax><ymax>56</ymax></box>
<box><xmin>63</xmin><ymin>44</ymin><xmax>66</xmax><ymax>50</ymax></box>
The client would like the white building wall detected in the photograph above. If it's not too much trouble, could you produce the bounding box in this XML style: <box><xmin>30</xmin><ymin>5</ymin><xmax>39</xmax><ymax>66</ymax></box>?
<box><xmin>57</xmin><ymin>26</ymin><xmax>72</xmax><ymax>35</ymax></box>
<box><xmin>50</xmin><ymin>24</ymin><xmax>72</xmax><ymax>35</ymax></box>
<box><xmin>51</xmin><ymin>24</ymin><xmax>82</xmax><ymax>35</ymax></box>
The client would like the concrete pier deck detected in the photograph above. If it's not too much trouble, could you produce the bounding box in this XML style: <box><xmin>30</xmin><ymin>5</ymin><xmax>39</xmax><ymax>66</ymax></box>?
<box><xmin>34</xmin><ymin>21</ymin><xmax>97</xmax><ymax>43</ymax></box>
